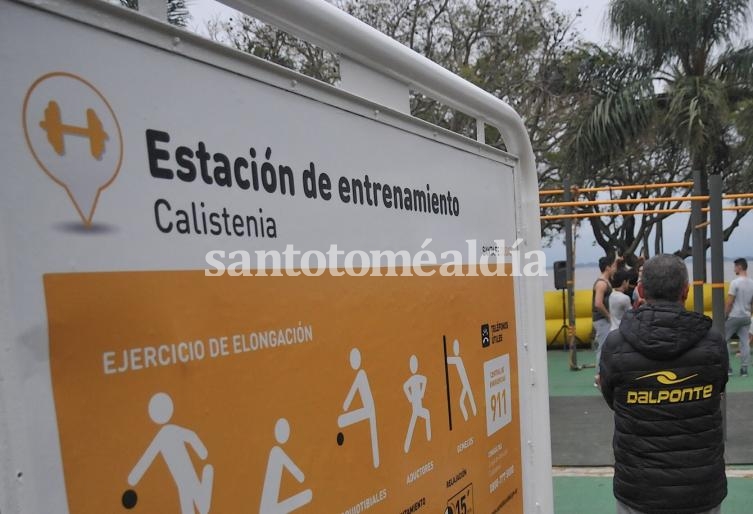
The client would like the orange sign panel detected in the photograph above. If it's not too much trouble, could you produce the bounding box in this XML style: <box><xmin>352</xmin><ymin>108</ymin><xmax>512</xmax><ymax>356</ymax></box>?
<box><xmin>45</xmin><ymin>270</ymin><xmax>522</xmax><ymax>513</ymax></box>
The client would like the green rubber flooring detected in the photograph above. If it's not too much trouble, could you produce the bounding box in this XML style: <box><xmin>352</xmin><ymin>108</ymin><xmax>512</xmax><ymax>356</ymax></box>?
<box><xmin>547</xmin><ymin>348</ymin><xmax>753</xmax><ymax>397</ymax></box>
<box><xmin>554</xmin><ymin>475</ymin><xmax>753</xmax><ymax>514</ymax></box>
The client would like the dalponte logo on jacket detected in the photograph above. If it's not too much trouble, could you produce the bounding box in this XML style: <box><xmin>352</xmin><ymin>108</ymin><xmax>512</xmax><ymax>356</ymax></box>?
<box><xmin>637</xmin><ymin>371</ymin><xmax>698</xmax><ymax>385</ymax></box>
<box><xmin>626</xmin><ymin>370</ymin><xmax>712</xmax><ymax>405</ymax></box>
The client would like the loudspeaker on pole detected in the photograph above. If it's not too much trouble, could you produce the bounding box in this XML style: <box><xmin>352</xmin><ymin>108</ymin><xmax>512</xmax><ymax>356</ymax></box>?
<box><xmin>553</xmin><ymin>260</ymin><xmax>567</xmax><ymax>290</ymax></box>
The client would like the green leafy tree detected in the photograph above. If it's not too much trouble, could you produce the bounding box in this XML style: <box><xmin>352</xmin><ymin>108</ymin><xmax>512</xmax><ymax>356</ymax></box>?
<box><xmin>563</xmin><ymin>0</ymin><xmax>753</xmax><ymax>260</ymax></box>
<box><xmin>205</xmin><ymin>10</ymin><xmax>338</xmax><ymax>83</ymax></box>
<box><xmin>206</xmin><ymin>0</ymin><xmax>585</xmax><ymax>203</ymax></box>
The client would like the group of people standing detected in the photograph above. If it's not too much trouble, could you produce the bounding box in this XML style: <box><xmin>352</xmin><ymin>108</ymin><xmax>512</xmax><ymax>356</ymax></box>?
<box><xmin>591</xmin><ymin>255</ymin><xmax>644</xmax><ymax>388</ymax></box>
<box><xmin>592</xmin><ymin>254</ymin><xmax>753</xmax><ymax>385</ymax></box>
<box><xmin>589</xmin><ymin>252</ymin><xmax>753</xmax><ymax>514</ymax></box>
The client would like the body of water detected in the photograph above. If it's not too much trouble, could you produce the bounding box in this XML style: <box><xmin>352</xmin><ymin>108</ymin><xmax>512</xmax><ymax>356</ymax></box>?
<box><xmin>544</xmin><ymin>259</ymin><xmax>749</xmax><ymax>292</ymax></box>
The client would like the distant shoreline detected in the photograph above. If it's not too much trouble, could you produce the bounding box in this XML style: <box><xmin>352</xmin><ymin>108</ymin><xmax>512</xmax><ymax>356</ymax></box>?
<box><xmin>555</xmin><ymin>256</ymin><xmax>753</xmax><ymax>269</ymax></box>
<box><xmin>543</xmin><ymin>258</ymin><xmax>751</xmax><ymax>292</ymax></box>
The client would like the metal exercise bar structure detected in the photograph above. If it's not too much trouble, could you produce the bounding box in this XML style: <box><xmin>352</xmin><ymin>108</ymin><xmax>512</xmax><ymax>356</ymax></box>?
<box><xmin>692</xmin><ymin>171</ymin><xmax>705</xmax><ymax>313</ymax></box>
<box><xmin>542</xmin><ymin>193</ymin><xmax>753</xmax><ymax>209</ymax></box>
<box><xmin>542</xmin><ymin>180</ymin><xmax>733</xmax><ymax>359</ymax></box>
<box><xmin>540</xmin><ymin>204</ymin><xmax>753</xmax><ymax>221</ymax></box>
<box><xmin>563</xmin><ymin>178</ymin><xmax>580</xmax><ymax>371</ymax></box>
<box><xmin>539</xmin><ymin>181</ymin><xmax>695</xmax><ymax>195</ymax></box>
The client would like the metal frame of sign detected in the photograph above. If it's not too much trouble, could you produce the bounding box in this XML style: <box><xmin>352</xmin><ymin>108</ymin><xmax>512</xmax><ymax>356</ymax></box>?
<box><xmin>0</xmin><ymin>0</ymin><xmax>552</xmax><ymax>512</ymax></box>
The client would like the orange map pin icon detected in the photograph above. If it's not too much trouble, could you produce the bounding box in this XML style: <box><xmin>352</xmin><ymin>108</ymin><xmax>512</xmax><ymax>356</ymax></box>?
<box><xmin>22</xmin><ymin>72</ymin><xmax>123</xmax><ymax>227</ymax></box>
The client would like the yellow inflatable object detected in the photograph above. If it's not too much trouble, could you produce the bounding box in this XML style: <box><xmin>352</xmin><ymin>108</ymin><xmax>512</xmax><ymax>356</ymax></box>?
<box><xmin>543</xmin><ymin>283</ymin><xmax>728</xmax><ymax>347</ymax></box>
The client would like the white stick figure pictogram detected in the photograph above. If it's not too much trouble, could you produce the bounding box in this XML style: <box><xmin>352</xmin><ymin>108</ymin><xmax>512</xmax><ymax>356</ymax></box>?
<box><xmin>446</xmin><ymin>340</ymin><xmax>477</xmax><ymax>421</ymax></box>
<box><xmin>403</xmin><ymin>354</ymin><xmax>431</xmax><ymax>452</ymax></box>
<box><xmin>128</xmin><ymin>392</ymin><xmax>214</xmax><ymax>514</ymax></box>
<box><xmin>337</xmin><ymin>348</ymin><xmax>380</xmax><ymax>468</ymax></box>
<box><xmin>260</xmin><ymin>418</ymin><xmax>312</xmax><ymax>514</ymax></box>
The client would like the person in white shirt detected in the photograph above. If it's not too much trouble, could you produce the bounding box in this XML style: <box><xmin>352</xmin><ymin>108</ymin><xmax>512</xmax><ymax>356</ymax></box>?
<box><xmin>631</xmin><ymin>263</ymin><xmax>646</xmax><ymax>309</ymax></box>
<box><xmin>725</xmin><ymin>258</ymin><xmax>753</xmax><ymax>377</ymax></box>
<box><xmin>609</xmin><ymin>269</ymin><xmax>632</xmax><ymax>332</ymax></box>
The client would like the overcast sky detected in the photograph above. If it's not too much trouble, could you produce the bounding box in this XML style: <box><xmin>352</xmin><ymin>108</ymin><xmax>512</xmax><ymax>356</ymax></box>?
<box><xmin>183</xmin><ymin>0</ymin><xmax>753</xmax><ymax>264</ymax></box>
<box><xmin>188</xmin><ymin>0</ymin><xmax>615</xmax><ymax>42</ymax></box>
<box><xmin>554</xmin><ymin>0</ymin><xmax>611</xmax><ymax>43</ymax></box>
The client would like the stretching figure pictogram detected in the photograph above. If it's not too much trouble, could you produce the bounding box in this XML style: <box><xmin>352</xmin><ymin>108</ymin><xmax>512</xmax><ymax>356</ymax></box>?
<box><xmin>447</xmin><ymin>339</ymin><xmax>477</xmax><ymax>421</ymax></box>
<box><xmin>337</xmin><ymin>348</ymin><xmax>380</xmax><ymax>468</ymax></box>
<box><xmin>260</xmin><ymin>418</ymin><xmax>312</xmax><ymax>514</ymax></box>
<box><xmin>403</xmin><ymin>354</ymin><xmax>431</xmax><ymax>452</ymax></box>
<box><xmin>128</xmin><ymin>392</ymin><xmax>214</xmax><ymax>514</ymax></box>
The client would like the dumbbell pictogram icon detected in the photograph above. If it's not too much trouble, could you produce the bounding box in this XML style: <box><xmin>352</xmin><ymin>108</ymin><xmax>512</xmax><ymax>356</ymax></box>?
<box><xmin>38</xmin><ymin>100</ymin><xmax>108</xmax><ymax>160</ymax></box>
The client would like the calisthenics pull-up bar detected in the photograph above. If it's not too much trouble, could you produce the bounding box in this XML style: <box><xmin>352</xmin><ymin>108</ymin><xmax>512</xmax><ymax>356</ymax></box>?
<box><xmin>539</xmin><ymin>181</ymin><xmax>694</xmax><ymax>196</ymax></box>
<box><xmin>540</xmin><ymin>204</ymin><xmax>753</xmax><ymax>221</ymax></box>
<box><xmin>541</xmin><ymin>192</ymin><xmax>753</xmax><ymax>209</ymax></box>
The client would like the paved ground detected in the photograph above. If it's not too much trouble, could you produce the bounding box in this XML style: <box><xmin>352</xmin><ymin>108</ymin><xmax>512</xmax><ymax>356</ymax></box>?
<box><xmin>549</xmin><ymin>392</ymin><xmax>753</xmax><ymax>466</ymax></box>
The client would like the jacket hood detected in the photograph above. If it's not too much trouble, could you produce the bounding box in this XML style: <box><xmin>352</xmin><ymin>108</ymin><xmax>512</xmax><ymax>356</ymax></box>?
<box><xmin>618</xmin><ymin>301</ymin><xmax>712</xmax><ymax>360</ymax></box>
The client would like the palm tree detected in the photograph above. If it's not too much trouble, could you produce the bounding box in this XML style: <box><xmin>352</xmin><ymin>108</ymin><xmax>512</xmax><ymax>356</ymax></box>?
<box><xmin>565</xmin><ymin>0</ymin><xmax>753</xmax><ymax>261</ymax></box>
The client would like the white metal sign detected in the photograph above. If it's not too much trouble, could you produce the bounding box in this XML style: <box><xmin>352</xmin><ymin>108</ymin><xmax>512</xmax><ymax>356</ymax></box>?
<box><xmin>0</xmin><ymin>1</ymin><xmax>552</xmax><ymax>513</ymax></box>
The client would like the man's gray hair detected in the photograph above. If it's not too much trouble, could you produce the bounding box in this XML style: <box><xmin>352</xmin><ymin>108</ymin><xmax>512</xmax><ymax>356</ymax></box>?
<box><xmin>642</xmin><ymin>254</ymin><xmax>688</xmax><ymax>301</ymax></box>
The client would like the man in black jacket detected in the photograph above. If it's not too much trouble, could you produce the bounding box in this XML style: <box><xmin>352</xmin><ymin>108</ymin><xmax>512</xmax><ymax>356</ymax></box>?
<box><xmin>600</xmin><ymin>254</ymin><xmax>728</xmax><ymax>514</ymax></box>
